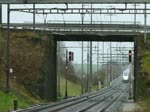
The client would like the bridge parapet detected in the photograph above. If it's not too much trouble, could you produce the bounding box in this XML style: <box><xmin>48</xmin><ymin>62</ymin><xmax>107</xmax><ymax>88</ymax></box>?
<box><xmin>47</xmin><ymin>21</ymin><xmax>142</xmax><ymax>32</ymax></box>
<box><xmin>47</xmin><ymin>20</ymin><xmax>141</xmax><ymax>25</ymax></box>
<box><xmin>2</xmin><ymin>21</ymin><xmax>143</xmax><ymax>33</ymax></box>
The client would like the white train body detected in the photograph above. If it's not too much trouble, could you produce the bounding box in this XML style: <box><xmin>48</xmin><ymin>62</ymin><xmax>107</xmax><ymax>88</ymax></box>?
<box><xmin>122</xmin><ymin>68</ymin><xmax>130</xmax><ymax>83</ymax></box>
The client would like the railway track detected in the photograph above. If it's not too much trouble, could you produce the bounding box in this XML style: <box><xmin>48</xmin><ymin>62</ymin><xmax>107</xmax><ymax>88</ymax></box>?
<box><xmin>17</xmin><ymin>77</ymin><xmax>130</xmax><ymax>112</ymax></box>
<box><xmin>19</xmin><ymin>86</ymin><xmax>117</xmax><ymax>112</ymax></box>
<box><xmin>85</xmin><ymin>90</ymin><xmax>128</xmax><ymax>112</ymax></box>
<box><xmin>58</xmin><ymin>83</ymin><xmax>129</xmax><ymax>112</ymax></box>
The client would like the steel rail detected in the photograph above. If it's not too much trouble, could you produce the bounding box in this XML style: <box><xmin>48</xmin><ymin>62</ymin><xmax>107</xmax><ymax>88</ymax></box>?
<box><xmin>16</xmin><ymin>76</ymin><xmax>125</xmax><ymax>112</ymax></box>
<box><xmin>41</xmin><ymin>89</ymin><xmax>118</xmax><ymax>112</ymax></box>
<box><xmin>104</xmin><ymin>90</ymin><xmax>129</xmax><ymax>112</ymax></box>
<box><xmin>18</xmin><ymin>87</ymin><xmax>114</xmax><ymax>112</ymax></box>
<box><xmin>18</xmin><ymin>86</ymin><xmax>120</xmax><ymax>112</ymax></box>
<box><xmin>99</xmin><ymin>92</ymin><xmax>123</xmax><ymax>112</ymax></box>
<box><xmin>98</xmin><ymin>86</ymin><xmax>129</xmax><ymax>112</ymax></box>
<box><xmin>77</xmin><ymin>91</ymin><xmax>118</xmax><ymax>112</ymax></box>
<box><xmin>81</xmin><ymin>83</ymin><xmax>129</xmax><ymax>112</ymax></box>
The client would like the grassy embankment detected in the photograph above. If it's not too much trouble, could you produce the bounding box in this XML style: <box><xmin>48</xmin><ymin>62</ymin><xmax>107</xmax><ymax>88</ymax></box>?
<box><xmin>0</xmin><ymin>75</ymin><xmax>42</xmax><ymax>112</ymax></box>
<box><xmin>0</xmin><ymin>77</ymin><xmax>97</xmax><ymax>112</ymax></box>
<box><xmin>138</xmin><ymin>52</ymin><xmax>150</xmax><ymax>112</ymax></box>
<box><xmin>0</xmin><ymin>91</ymin><xmax>33</xmax><ymax>112</ymax></box>
<box><xmin>59</xmin><ymin>77</ymin><xmax>81</xmax><ymax>99</ymax></box>
<box><xmin>58</xmin><ymin>76</ymin><xmax>97</xmax><ymax>99</ymax></box>
<box><xmin>137</xmin><ymin>35</ymin><xmax>150</xmax><ymax>112</ymax></box>
<box><xmin>0</xmin><ymin>31</ymin><xmax>44</xmax><ymax>112</ymax></box>
<box><xmin>0</xmin><ymin>31</ymin><xmax>97</xmax><ymax>112</ymax></box>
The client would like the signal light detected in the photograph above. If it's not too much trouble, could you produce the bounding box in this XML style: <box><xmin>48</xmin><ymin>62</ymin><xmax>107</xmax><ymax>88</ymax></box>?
<box><xmin>71</xmin><ymin>52</ymin><xmax>74</xmax><ymax>61</ymax></box>
<box><xmin>69</xmin><ymin>51</ymin><xmax>72</xmax><ymax>61</ymax></box>
<box><xmin>129</xmin><ymin>50</ymin><xmax>132</xmax><ymax>62</ymax></box>
<box><xmin>69</xmin><ymin>51</ymin><xmax>74</xmax><ymax>61</ymax></box>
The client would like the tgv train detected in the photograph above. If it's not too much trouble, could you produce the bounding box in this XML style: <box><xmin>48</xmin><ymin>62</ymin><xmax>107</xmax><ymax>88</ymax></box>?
<box><xmin>122</xmin><ymin>68</ymin><xmax>130</xmax><ymax>83</ymax></box>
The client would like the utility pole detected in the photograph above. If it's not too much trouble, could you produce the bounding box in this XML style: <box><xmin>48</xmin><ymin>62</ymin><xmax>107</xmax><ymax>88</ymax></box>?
<box><xmin>86</xmin><ymin>42</ymin><xmax>89</xmax><ymax>92</ymax></box>
<box><xmin>89</xmin><ymin>41</ymin><xmax>92</xmax><ymax>92</ymax></box>
<box><xmin>81</xmin><ymin>4</ymin><xmax>84</xmax><ymax>32</ymax></box>
<box><xmin>43</xmin><ymin>14</ymin><xmax>47</xmax><ymax>31</ymax></box>
<box><xmin>133</xmin><ymin>4</ymin><xmax>140</xmax><ymax>32</ymax></box>
<box><xmin>33</xmin><ymin>4</ymin><xmax>35</xmax><ymax>34</ymax></box>
<box><xmin>0</xmin><ymin>4</ymin><xmax>2</xmax><ymax>27</ymax></box>
<box><xmin>97</xmin><ymin>42</ymin><xmax>99</xmax><ymax>74</ymax></box>
<box><xmin>89</xmin><ymin>3</ymin><xmax>93</xmax><ymax>92</ymax></box>
<box><xmin>102</xmin><ymin>42</ymin><xmax>105</xmax><ymax>86</ymax></box>
<box><xmin>57</xmin><ymin>41</ymin><xmax>61</xmax><ymax>97</ymax></box>
<box><xmin>90</xmin><ymin>3</ymin><xmax>92</xmax><ymax>31</ymax></box>
<box><xmin>0</xmin><ymin>4</ymin><xmax>2</xmax><ymax>60</ymax></box>
<box><xmin>65</xmin><ymin>49</ymin><xmax>68</xmax><ymax>99</ymax></box>
<box><xmin>97</xmin><ymin>42</ymin><xmax>99</xmax><ymax>90</ymax></box>
<box><xmin>81</xmin><ymin>4</ymin><xmax>84</xmax><ymax>94</ymax></box>
<box><xmin>6</xmin><ymin>4</ymin><xmax>10</xmax><ymax>93</ymax></box>
<box><xmin>116</xmin><ymin>43</ymin><xmax>119</xmax><ymax>62</ymax></box>
<box><xmin>91</xmin><ymin>4</ymin><xmax>92</xmax><ymax>23</ymax></box>
<box><xmin>144</xmin><ymin>3</ymin><xmax>147</xmax><ymax>43</ymax></box>
<box><xmin>107</xmin><ymin>5</ymin><xmax>115</xmax><ymax>24</ymax></box>
<box><xmin>107</xmin><ymin>48</ymin><xmax>109</xmax><ymax>86</ymax></box>
<box><xmin>110</xmin><ymin>42</ymin><xmax>112</xmax><ymax>82</ymax></box>
<box><xmin>102</xmin><ymin>42</ymin><xmax>104</xmax><ymax>65</ymax></box>
<box><xmin>134</xmin><ymin>4</ymin><xmax>136</xmax><ymax>25</ymax></box>
<box><xmin>81</xmin><ymin>41</ymin><xmax>84</xmax><ymax>94</ymax></box>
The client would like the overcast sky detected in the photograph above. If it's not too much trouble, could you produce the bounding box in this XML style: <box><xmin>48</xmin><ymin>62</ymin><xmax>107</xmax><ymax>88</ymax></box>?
<box><xmin>2</xmin><ymin>4</ymin><xmax>150</xmax><ymax>25</ymax></box>
<box><xmin>61</xmin><ymin>41</ymin><xmax>134</xmax><ymax>64</ymax></box>
<box><xmin>1</xmin><ymin>4</ymin><xmax>135</xmax><ymax>64</ymax></box>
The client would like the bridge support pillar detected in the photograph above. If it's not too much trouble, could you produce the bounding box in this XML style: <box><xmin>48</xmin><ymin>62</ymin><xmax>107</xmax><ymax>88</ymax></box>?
<box><xmin>42</xmin><ymin>35</ymin><xmax>57</xmax><ymax>101</ymax></box>
<box><xmin>134</xmin><ymin>36</ymin><xmax>138</xmax><ymax>102</ymax></box>
<box><xmin>0</xmin><ymin>4</ymin><xmax>2</xmax><ymax>26</ymax></box>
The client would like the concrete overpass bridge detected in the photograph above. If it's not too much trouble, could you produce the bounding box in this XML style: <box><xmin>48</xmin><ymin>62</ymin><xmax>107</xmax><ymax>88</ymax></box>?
<box><xmin>2</xmin><ymin>21</ymin><xmax>143</xmax><ymax>33</ymax></box>
<box><xmin>1</xmin><ymin>0</ymin><xmax>147</xmax><ymax>102</ymax></box>
<box><xmin>2</xmin><ymin>22</ymin><xmax>139</xmax><ymax>101</ymax></box>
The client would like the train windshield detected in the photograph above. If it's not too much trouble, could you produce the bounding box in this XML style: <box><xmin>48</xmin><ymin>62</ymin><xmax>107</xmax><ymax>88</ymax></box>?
<box><xmin>123</xmin><ymin>71</ymin><xmax>128</xmax><ymax>76</ymax></box>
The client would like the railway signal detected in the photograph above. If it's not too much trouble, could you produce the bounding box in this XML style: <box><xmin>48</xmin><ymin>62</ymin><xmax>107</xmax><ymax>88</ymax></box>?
<box><xmin>71</xmin><ymin>52</ymin><xmax>74</xmax><ymax>61</ymax></box>
<box><xmin>69</xmin><ymin>51</ymin><xmax>74</xmax><ymax>61</ymax></box>
<box><xmin>129</xmin><ymin>50</ymin><xmax>132</xmax><ymax>62</ymax></box>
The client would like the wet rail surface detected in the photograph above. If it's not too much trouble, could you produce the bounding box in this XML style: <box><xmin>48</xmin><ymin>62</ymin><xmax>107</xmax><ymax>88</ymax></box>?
<box><xmin>17</xmin><ymin>76</ymin><xmax>130</xmax><ymax>112</ymax></box>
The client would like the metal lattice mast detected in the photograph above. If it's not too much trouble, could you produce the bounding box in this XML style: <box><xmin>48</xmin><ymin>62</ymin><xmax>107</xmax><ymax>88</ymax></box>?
<box><xmin>144</xmin><ymin>3</ymin><xmax>147</xmax><ymax>43</ymax></box>
<box><xmin>6</xmin><ymin>4</ymin><xmax>10</xmax><ymax>93</ymax></box>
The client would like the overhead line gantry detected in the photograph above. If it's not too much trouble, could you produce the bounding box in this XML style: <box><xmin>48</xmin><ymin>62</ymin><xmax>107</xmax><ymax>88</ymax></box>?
<box><xmin>1</xmin><ymin>0</ymin><xmax>150</xmax><ymax>4</ymax></box>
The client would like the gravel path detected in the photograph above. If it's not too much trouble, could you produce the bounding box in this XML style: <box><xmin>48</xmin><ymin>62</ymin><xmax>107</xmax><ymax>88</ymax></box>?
<box><xmin>122</xmin><ymin>100</ymin><xmax>142</xmax><ymax>112</ymax></box>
